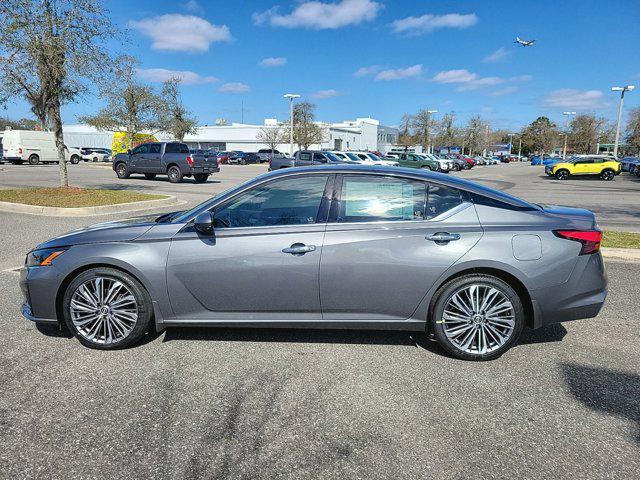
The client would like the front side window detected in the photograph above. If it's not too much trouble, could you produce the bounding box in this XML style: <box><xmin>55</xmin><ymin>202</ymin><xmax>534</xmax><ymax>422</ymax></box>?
<box><xmin>313</xmin><ymin>153</ymin><xmax>327</xmax><ymax>163</ymax></box>
<box><xmin>132</xmin><ymin>144</ymin><xmax>149</xmax><ymax>155</ymax></box>
<box><xmin>213</xmin><ymin>175</ymin><xmax>330</xmax><ymax>228</ymax></box>
<box><xmin>337</xmin><ymin>175</ymin><xmax>426</xmax><ymax>223</ymax></box>
<box><xmin>426</xmin><ymin>184</ymin><xmax>463</xmax><ymax>219</ymax></box>
<box><xmin>149</xmin><ymin>144</ymin><xmax>161</xmax><ymax>154</ymax></box>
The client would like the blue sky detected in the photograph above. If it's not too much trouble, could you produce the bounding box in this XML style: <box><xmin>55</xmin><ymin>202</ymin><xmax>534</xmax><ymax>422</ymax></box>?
<box><xmin>5</xmin><ymin>0</ymin><xmax>640</xmax><ymax>130</ymax></box>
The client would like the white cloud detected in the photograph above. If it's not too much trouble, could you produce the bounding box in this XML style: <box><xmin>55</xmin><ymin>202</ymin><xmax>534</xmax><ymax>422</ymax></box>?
<box><xmin>253</xmin><ymin>0</ymin><xmax>382</xmax><ymax>30</ymax></box>
<box><xmin>457</xmin><ymin>76</ymin><xmax>503</xmax><ymax>91</ymax></box>
<box><xmin>510</xmin><ymin>74</ymin><xmax>533</xmax><ymax>82</ymax></box>
<box><xmin>136</xmin><ymin>68</ymin><xmax>217</xmax><ymax>85</ymax></box>
<box><xmin>490</xmin><ymin>86</ymin><xmax>518</xmax><ymax>97</ymax></box>
<box><xmin>259</xmin><ymin>57</ymin><xmax>287</xmax><ymax>67</ymax></box>
<box><xmin>375</xmin><ymin>64</ymin><xmax>423</xmax><ymax>81</ymax></box>
<box><xmin>543</xmin><ymin>89</ymin><xmax>605</xmax><ymax>109</ymax></box>
<box><xmin>483</xmin><ymin>47</ymin><xmax>509</xmax><ymax>63</ymax></box>
<box><xmin>130</xmin><ymin>14</ymin><xmax>231</xmax><ymax>53</ymax></box>
<box><xmin>391</xmin><ymin>13</ymin><xmax>478</xmax><ymax>35</ymax></box>
<box><xmin>183</xmin><ymin>0</ymin><xmax>204</xmax><ymax>15</ymax></box>
<box><xmin>354</xmin><ymin>65</ymin><xmax>381</xmax><ymax>77</ymax></box>
<box><xmin>310</xmin><ymin>89</ymin><xmax>343</xmax><ymax>99</ymax></box>
<box><xmin>432</xmin><ymin>69</ymin><xmax>477</xmax><ymax>84</ymax></box>
<box><xmin>219</xmin><ymin>82</ymin><xmax>250</xmax><ymax>94</ymax></box>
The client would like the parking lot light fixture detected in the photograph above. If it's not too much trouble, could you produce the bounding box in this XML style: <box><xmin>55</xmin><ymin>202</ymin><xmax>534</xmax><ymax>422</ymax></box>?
<box><xmin>562</xmin><ymin>111</ymin><xmax>576</xmax><ymax>159</ymax></box>
<box><xmin>284</xmin><ymin>94</ymin><xmax>301</xmax><ymax>156</ymax></box>
<box><xmin>426</xmin><ymin>110</ymin><xmax>437</xmax><ymax>153</ymax></box>
<box><xmin>611</xmin><ymin>86</ymin><xmax>634</xmax><ymax>157</ymax></box>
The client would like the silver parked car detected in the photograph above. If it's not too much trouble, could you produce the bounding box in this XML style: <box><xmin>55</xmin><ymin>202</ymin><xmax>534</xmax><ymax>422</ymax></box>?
<box><xmin>20</xmin><ymin>165</ymin><xmax>607</xmax><ymax>360</ymax></box>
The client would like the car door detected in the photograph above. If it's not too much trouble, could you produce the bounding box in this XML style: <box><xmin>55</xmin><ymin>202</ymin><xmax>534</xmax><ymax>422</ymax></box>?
<box><xmin>142</xmin><ymin>143</ymin><xmax>162</xmax><ymax>172</ymax></box>
<box><xmin>166</xmin><ymin>173</ymin><xmax>333</xmax><ymax>322</ymax></box>
<box><xmin>320</xmin><ymin>174</ymin><xmax>483</xmax><ymax>321</ymax></box>
<box><xmin>129</xmin><ymin>144</ymin><xmax>148</xmax><ymax>172</ymax></box>
<box><xmin>573</xmin><ymin>158</ymin><xmax>593</xmax><ymax>175</ymax></box>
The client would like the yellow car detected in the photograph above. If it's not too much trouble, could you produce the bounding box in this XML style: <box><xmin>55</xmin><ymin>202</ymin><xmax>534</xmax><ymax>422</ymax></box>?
<box><xmin>547</xmin><ymin>156</ymin><xmax>621</xmax><ymax>181</ymax></box>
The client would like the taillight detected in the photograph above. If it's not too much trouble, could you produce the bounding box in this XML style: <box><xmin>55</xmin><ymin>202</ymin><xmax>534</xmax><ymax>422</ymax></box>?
<box><xmin>554</xmin><ymin>230</ymin><xmax>602</xmax><ymax>255</ymax></box>
<box><xmin>18</xmin><ymin>148</ymin><xmax>23</xmax><ymax>155</ymax></box>
<box><xmin>186</xmin><ymin>156</ymin><xmax>194</xmax><ymax>166</ymax></box>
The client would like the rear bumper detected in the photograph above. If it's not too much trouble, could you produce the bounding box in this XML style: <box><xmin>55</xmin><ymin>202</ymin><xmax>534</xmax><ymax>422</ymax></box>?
<box><xmin>189</xmin><ymin>165</ymin><xmax>219</xmax><ymax>174</ymax></box>
<box><xmin>530</xmin><ymin>252</ymin><xmax>607</xmax><ymax>328</ymax></box>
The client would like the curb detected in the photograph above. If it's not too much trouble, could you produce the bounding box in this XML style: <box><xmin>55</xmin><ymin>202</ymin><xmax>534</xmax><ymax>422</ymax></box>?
<box><xmin>0</xmin><ymin>195</ymin><xmax>183</xmax><ymax>217</ymax></box>
<box><xmin>601</xmin><ymin>247</ymin><xmax>640</xmax><ymax>262</ymax></box>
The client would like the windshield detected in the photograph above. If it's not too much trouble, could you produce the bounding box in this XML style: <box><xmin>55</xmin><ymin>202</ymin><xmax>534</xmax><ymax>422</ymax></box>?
<box><xmin>325</xmin><ymin>152</ymin><xmax>342</xmax><ymax>162</ymax></box>
<box><xmin>346</xmin><ymin>153</ymin><xmax>362</xmax><ymax>162</ymax></box>
<box><xmin>366</xmin><ymin>153</ymin><xmax>383</xmax><ymax>161</ymax></box>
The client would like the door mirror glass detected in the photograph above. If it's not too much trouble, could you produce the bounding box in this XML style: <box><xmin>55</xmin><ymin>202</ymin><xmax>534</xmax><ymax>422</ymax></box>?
<box><xmin>194</xmin><ymin>211</ymin><xmax>214</xmax><ymax>235</ymax></box>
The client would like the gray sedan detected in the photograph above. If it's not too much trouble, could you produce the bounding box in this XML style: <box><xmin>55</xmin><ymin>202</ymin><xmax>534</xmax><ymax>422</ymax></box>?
<box><xmin>20</xmin><ymin>165</ymin><xmax>607</xmax><ymax>360</ymax></box>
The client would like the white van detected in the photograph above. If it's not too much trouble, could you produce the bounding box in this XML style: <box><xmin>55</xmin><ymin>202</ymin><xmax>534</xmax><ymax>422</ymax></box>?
<box><xmin>1</xmin><ymin>129</ymin><xmax>81</xmax><ymax>165</ymax></box>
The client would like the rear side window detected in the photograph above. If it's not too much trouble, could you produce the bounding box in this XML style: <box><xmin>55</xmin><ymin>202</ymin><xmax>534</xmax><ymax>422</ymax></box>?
<box><xmin>299</xmin><ymin>152</ymin><xmax>312</xmax><ymax>162</ymax></box>
<box><xmin>426</xmin><ymin>184</ymin><xmax>463</xmax><ymax>219</ymax></box>
<box><xmin>337</xmin><ymin>175</ymin><xmax>427</xmax><ymax>223</ymax></box>
<box><xmin>165</xmin><ymin>143</ymin><xmax>189</xmax><ymax>154</ymax></box>
<box><xmin>149</xmin><ymin>144</ymin><xmax>161</xmax><ymax>154</ymax></box>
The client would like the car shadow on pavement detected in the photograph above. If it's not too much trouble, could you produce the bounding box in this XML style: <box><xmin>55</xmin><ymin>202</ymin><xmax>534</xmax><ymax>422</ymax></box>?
<box><xmin>35</xmin><ymin>322</ymin><xmax>162</xmax><ymax>346</ymax></box>
<box><xmin>561</xmin><ymin>363</ymin><xmax>640</xmax><ymax>444</ymax></box>
<box><xmin>517</xmin><ymin>323</ymin><xmax>567</xmax><ymax>345</ymax></box>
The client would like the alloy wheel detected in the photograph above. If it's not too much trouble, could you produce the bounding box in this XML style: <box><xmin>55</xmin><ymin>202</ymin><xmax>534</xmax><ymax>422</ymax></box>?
<box><xmin>69</xmin><ymin>277</ymin><xmax>138</xmax><ymax>345</ymax></box>
<box><xmin>601</xmin><ymin>170</ymin><xmax>614</xmax><ymax>181</ymax></box>
<box><xmin>441</xmin><ymin>284</ymin><xmax>515</xmax><ymax>355</ymax></box>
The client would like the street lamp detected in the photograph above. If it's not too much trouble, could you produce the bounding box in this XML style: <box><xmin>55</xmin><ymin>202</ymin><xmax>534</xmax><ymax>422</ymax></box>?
<box><xmin>562</xmin><ymin>111</ymin><xmax>576</xmax><ymax>159</ymax></box>
<box><xmin>284</xmin><ymin>93</ymin><xmax>300</xmax><ymax>156</ymax></box>
<box><xmin>508</xmin><ymin>133</ymin><xmax>514</xmax><ymax>156</ymax></box>
<box><xmin>426</xmin><ymin>109</ymin><xmax>437</xmax><ymax>154</ymax></box>
<box><xmin>611</xmin><ymin>85</ymin><xmax>635</xmax><ymax>157</ymax></box>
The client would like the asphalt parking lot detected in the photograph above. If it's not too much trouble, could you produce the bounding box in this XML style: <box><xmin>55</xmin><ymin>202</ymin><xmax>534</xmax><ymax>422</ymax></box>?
<box><xmin>0</xmin><ymin>162</ymin><xmax>639</xmax><ymax>479</ymax></box>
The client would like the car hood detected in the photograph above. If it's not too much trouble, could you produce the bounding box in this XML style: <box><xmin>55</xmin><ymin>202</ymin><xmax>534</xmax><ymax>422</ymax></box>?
<box><xmin>33</xmin><ymin>213</ymin><xmax>163</xmax><ymax>250</ymax></box>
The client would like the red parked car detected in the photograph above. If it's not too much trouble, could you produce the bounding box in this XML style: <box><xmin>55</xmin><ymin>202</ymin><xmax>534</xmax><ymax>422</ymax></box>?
<box><xmin>216</xmin><ymin>152</ymin><xmax>230</xmax><ymax>165</ymax></box>
<box><xmin>452</xmin><ymin>154</ymin><xmax>475</xmax><ymax>169</ymax></box>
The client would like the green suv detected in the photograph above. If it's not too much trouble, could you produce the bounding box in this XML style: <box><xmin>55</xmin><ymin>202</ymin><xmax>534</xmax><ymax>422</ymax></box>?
<box><xmin>388</xmin><ymin>152</ymin><xmax>440</xmax><ymax>171</ymax></box>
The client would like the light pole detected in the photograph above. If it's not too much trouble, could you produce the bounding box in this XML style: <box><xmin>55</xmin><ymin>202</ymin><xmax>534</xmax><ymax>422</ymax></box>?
<box><xmin>284</xmin><ymin>93</ymin><xmax>300</xmax><ymax>156</ymax></box>
<box><xmin>426</xmin><ymin>109</ymin><xmax>437</xmax><ymax>154</ymax></box>
<box><xmin>611</xmin><ymin>85</ymin><xmax>635</xmax><ymax>157</ymax></box>
<box><xmin>562</xmin><ymin>111</ymin><xmax>576</xmax><ymax>159</ymax></box>
<box><xmin>508</xmin><ymin>133</ymin><xmax>514</xmax><ymax>156</ymax></box>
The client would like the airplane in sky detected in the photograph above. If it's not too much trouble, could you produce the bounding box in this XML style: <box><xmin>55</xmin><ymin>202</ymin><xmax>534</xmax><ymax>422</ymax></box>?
<box><xmin>515</xmin><ymin>36</ymin><xmax>535</xmax><ymax>47</ymax></box>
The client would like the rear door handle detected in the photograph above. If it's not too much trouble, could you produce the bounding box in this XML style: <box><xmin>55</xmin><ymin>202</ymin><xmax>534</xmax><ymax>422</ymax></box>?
<box><xmin>426</xmin><ymin>232</ymin><xmax>461</xmax><ymax>243</ymax></box>
<box><xmin>282</xmin><ymin>243</ymin><xmax>316</xmax><ymax>255</ymax></box>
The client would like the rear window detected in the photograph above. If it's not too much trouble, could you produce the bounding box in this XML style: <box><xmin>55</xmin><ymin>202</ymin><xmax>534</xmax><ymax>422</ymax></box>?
<box><xmin>165</xmin><ymin>143</ymin><xmax>189</xmax><ymax>154</ymax></box>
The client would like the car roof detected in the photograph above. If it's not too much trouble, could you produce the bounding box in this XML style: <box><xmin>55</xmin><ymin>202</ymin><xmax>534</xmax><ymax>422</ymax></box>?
<box><xmin>257</xmin><ymin>164</ymin><xmax>538</xmax><ymax>210</ymax></box>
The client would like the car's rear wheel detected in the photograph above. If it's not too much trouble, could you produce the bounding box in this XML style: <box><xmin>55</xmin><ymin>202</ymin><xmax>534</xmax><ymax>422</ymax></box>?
<box><xmin>70</xmin><ymin>155</ymin><xmax>80</xmax><ymax>164</ymax></box>
<box><xmin>421</xmin><ymin>165</ymin><xmax>433</xmax><ymax>171</ymax></box>
<box><xmin>431</xmin><ymin>274</ymin><xmax>524</xmax><ymax>361</ymax></box>
<box><xmin>167</xmin><ymin>165</ymin><xmax>183</xmax><ymax>183</ymax></box>
<box><xmin>144</xmin><ymin>173</ymin><xmax>156</xmax><ymax>180</ymax></box>
<box><xmin>600</xmin><ymin>169</ymin><xmax>615</xmax><ymax>181</ymax></box>
<box><xmin>452</xmin><ymin>163</ymin><xmax>461</xmax><ymax>171</ymax></box>
<box><xmin>115</xmin><ymin>162</ymin><xmax>130</xmax><ymax>179</ymax></box>
<box><xmin>555</xmin><ymin>169</ymin><xmax>569</xmax><ymax>180</ymax></box>
<box><xmin>28</xmin><ymin>154</ymin><xmax>40</xmax><ymax>165</ymax></box>
<box><xmin>62</xmin><ymin>267</ymin><xmax>153</xmax><ymax>350</ymax></box>
<box><xmin>193</xmin><ymin>173</ymin><xmax>209</xmax><ymax>183</ymax></box>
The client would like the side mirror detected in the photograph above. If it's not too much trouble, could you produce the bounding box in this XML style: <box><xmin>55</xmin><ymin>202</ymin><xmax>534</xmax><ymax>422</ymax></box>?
<box><xmin>194</xmin><ymin>211</ymin><xmax>214</xmax><ymax>235</ymax></box>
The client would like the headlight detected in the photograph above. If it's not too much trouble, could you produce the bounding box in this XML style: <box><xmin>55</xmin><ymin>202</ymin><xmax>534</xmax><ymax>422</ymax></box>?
<box><xmin>26</xmin><ymin>248</ymin><xmax>67</xmax><ymax>267</ymax></box>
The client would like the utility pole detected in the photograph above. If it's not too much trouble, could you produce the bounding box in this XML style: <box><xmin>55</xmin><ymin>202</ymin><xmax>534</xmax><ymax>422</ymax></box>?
<box><xmin>562</xmin><ymin>111</ymin><xmax>576</xmax><ymax>159</ymax></box>
<box><xmin>426</xmin><ymin>109</ymin><xmax>437</xmax><ymax>154</ymax></box>
<box><xmin>284</xmin><ymin>93</ymin><xmax>300</xmax><ymax>157</ymax></box>
<box><xmin>611</xmin><ymin>85</ymin><xmax>635</xmax><ymax>157</ymax></box>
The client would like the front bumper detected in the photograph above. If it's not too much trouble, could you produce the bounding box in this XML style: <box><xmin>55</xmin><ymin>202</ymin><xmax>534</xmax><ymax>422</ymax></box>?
<box><xmin>19</xmin><ymin>266</ymin><xmax>61</xmax><ymax>324</ymax></box>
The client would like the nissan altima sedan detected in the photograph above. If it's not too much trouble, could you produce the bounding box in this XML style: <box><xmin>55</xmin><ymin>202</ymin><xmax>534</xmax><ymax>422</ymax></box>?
<box><xmin>20</xmin><ymin>165</ymin><xmax>607</xmax><ymax>360</ymax></box>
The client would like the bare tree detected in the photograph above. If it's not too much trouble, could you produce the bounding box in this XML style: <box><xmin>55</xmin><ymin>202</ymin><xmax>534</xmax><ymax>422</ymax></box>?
<box><xmin>433</xmin><ymin>112</ymin><xmax>458</xmax><ymax>149</ymax></box>
<box><xmin>625</xmin><ymin>107</ymin><xmax>640</xmax><ymax>154</ymax></box>
<box><xmin>0</xmin><ymin>116</ymin><xmax>40</xmax><ymax>130</ymax></box>
<box><xmin>568</xmin><ymin>114</ymin><xmax>612</xmax><ymax>154</ymax></box>
<box><xmin>0</xmin><ymin>0</ymin><xmax>114</xmax><ymax>187</ymax></box>
<box><xmin>462</xmin><ymin>116</ymin><xmax>488</xmax><ymax>155</ymax></box>
<box><xmin>412</xmin><ymin>109</ymin><xmax>438</xmax><ymax>152</ymax></box>
<box><xmin>286</xmin><ymin>101</ymin><xmax>326</xmax><ymax>149</ymax></box>
<box><xmin>80</xmin><ymin>56</ymin><xmax>163</xmax><ymax>151</ymax></box>
<box><xmin>256</xmin><ymin>124</ymin><xmax>286</xmax><ymax>156</ymax></box>
<box><xmin>397</xmin><ymin>114</ymin><xmax>415</xmax><ymax>151</ymax></box>
<box><xmin>158</xmin><ymin>77</ymin><xmax>198</xmax><ymax>142</ymax></box>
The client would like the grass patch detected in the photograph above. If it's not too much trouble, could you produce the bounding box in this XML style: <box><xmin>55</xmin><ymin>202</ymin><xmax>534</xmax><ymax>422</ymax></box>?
<box><xmin>602</xmin><ymin>231</ymin><xmax>640</xmax><ymax>249</ymax></box>
<box><xmin>0</xmin><ymin>187</ymin><xmax>167</xmax><ymax>208</ymax></box>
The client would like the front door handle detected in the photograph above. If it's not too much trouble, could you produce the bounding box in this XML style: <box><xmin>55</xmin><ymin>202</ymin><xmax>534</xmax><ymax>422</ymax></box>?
<box><xmin>282</xmin><ymin>243</ymin><xmax>316</xmax><ymax>255</ymax></box>
<box><xmin>426</xmin><ymin>232</ymin><xmax>461</xmax><ymax>243</ymax></box>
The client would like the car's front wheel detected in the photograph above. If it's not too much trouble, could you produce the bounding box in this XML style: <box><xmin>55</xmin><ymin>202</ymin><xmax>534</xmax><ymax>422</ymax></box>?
<box><xmin>62</xmin><ymin>267</ymin><xmax>153</xmax><ymax>349</ymax></box>
<box><xmin>115</xmin><ymin>162</ymin><xmax>130</xmax><ymax>179</ymax></box>
<box><xmin>70</xmin><ymin>155</ymin><xmax>80</xmax><ymax>164</ymax></box>
<box><xmin>555</xmin><ymin>169</ymin><xmax>569</xmax><ymax>180</ymax></box>
<box><xmin>430</xmin><ymin>274</ymin><xmax>524</xmax><ymax>361</ymax></box>
<box><xmin>167</xmin><ymin>165</ymin><xmax>183</xmax><ymax>183</ymax></box>
<box><xmin>600</xmin><ymin>169</ymin><xmax>615</xmax><ymax>181</ymax></box>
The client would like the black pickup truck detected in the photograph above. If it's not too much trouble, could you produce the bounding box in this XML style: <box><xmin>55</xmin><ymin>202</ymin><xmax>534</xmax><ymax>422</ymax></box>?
<box><xmin>113</xmin><ymin>142</ymin><xmax>219</xmax><ymax>183</ymax></box>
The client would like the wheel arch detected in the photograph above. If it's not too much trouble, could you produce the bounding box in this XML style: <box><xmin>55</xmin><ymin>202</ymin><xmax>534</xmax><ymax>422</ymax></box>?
<box><xmin>166</xmin><ymin>162</ymin><xmax>180</xmax><ymax>172</ymax></box>
<box><xmin>426</xmin><ymin>265</ymin><xmax>535</xmax><ymax>330</ymax></box>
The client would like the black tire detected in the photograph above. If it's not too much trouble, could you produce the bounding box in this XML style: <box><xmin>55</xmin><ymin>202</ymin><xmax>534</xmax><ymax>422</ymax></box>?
<box><xmin>144</xmin><ymin>173</ymin><xmax>156</xmax><ymax>180</ymax></box>
<box><xmin>453</xmin><ymin>164</ymin><xmax>461</xmax><ymax>172</ymax></box>
<box><xmin>240</xmin><ymin>159</ymin><xmax>247</xmax><ymax>165</ymax></box>
<box><xmin>430</xmin><ymin>274</ymin><xmax>525</xmax><ymax>361</ymax></box>
<box><xmin>600</xmin><ymin>169</ymin><xmax>615</xmax><ymax>181</ymax></box>
<box><xmin>421</xmin><ymin>165</ymin><xmax>433</xmax><ymax>171</ymax></box>
<box><xmin>70</xmin><ymin>155</ymin><xmax>80</xmax><ymax>164</ymax></box>
<box><xmin>193</xmin><ymin>173</ymin><xmax>209</xmax><ymax>183</ymax></box>
<box><xmin>463</xmin><ymin>163</ymin><xmax>470</xmax><ymax>170</ymax></box>
<box><xmin>62</xmin><ymin>267</ymin><xmax>153</xmax><ymax>350</ymax></box>
<box><xmin>555</xmin><ymin>169</ymin><xmax>569</xmax><ymax>180</ymax></box>
<box><xmin>167</xmin><ymin>165</ymin><xmax>183</xmax><ymax>183</ymax></box>
<box><xmin>115</xmin><ymin>162</ymin><xmax>130</xmax><ymax>179</ymax></box>
<box><xmin>28</xmin><ymin>154</ymin><xmax>40</xmax><ymax>165</ymax></box>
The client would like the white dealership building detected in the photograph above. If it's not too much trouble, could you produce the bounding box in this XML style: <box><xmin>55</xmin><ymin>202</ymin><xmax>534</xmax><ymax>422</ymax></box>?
<box><xmin>61</xmin><ymin>117</ymin><xmax>398</xmax><ymax>154</ymax></box>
